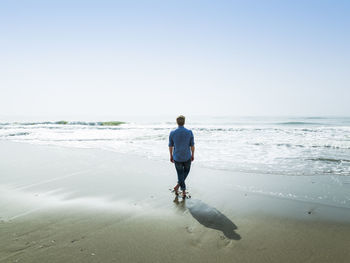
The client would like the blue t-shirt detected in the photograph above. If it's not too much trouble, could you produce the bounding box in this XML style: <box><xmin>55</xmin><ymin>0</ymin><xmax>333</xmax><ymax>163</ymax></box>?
<box><xmin>168</xmin><ymin>126</ymin><xmax>194</xmax><ymax>162</ymax></box>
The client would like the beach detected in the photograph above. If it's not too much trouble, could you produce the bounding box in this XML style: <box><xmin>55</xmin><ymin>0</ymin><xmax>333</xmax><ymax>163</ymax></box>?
<box><xmin>1</xmin><ymin>141</ymin><xmax>350</xmax><ymax>263</ymax></box>
<box><xmin>1</xmin><ymin>0</ymin><xmax>349</xmax><ymax>260</ymax></box>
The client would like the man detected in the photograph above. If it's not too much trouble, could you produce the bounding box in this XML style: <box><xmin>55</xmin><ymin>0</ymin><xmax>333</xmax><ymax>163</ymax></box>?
<box><xmin>168</xmin><ymin>115</ymin><xmax>195</xmax><ymax>198</ymax></box>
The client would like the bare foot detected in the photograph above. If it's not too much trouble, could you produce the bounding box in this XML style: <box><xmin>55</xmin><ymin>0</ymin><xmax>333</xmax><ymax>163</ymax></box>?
<box><xmin>174</xmin><ymin>184</ymin><xmax>180</xmax><ymax>195</ymax></box>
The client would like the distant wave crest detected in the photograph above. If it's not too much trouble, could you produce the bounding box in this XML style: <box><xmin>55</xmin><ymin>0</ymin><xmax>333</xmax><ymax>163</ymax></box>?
<box><xmin>0</xmin><ymin>132</ymin><xmax>30</xmax><ymax>137</ymax></box>
<box><xmin>3</xmin><ymin>132</ymin><xmax>30</xmax><ymax>137</ymax></box>
<box><xmin>0</xmin><ymin>121</ymin><xmax>125</xmax><ymax>126</ymax></box>
<box><xmin>276</xmin><ymin>121</ymin><xmax>323</xmax><ymax>125</ymax></box>
<box><xmin>307</xmin><ymin>158</ymin><xmax>350</xmax><ymax>163</ymax></box>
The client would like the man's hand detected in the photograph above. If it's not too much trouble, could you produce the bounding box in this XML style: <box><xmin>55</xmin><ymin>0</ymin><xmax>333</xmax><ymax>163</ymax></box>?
<box><xmin>190</xmin><ymin>146</ymin><xmax>195</xmax><ymax>162</ymax></box>
<box><xmin>169</xmin><ymin>146</ymin><xmax>174</xmax><ymax>163</ymax></box>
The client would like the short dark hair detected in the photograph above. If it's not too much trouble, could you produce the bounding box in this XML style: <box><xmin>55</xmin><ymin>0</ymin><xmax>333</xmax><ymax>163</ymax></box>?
<box><xmin>176</xmin><ymin>115</ymin><xmax>185</xmax><ymax>126</ymax></box>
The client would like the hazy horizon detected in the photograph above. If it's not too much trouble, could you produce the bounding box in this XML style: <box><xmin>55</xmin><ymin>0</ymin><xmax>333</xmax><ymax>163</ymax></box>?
<box><xmin>1</xmin><ymin>0</ymin><xmax>349</xmax><ymax>117</ymax></box>
<box><xmin>0</xmin><ymin>114</ymin><xmax>349</xmax><ymax>123</ymax></box>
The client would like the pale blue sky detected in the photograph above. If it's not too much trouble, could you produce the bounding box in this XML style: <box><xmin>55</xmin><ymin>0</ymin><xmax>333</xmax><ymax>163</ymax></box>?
<box><xmin>1</xmin><ymin>0</ymin><xmax>349</xmax><ymax>118</ymax></box>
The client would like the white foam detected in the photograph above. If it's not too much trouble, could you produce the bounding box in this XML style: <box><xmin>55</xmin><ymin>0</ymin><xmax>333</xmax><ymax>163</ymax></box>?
<box><xmin>1</xmin><ymin>117</ymin><xmax>350</xmax><ymax>176</ymax></box>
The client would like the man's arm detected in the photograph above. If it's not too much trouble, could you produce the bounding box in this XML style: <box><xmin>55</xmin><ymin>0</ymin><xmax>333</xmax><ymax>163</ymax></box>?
<box><xmin>191</xmin><ymin>146</ymin><xmax>195</xmax><ymax>161</ymax></box>
<box><xmin>169</xmin><ymin>146</ymin><xmax>174</xmax><ymax>163</ymax></box>
<box><xmin>168</xmin><ymin>132</ymin><xmax>174</xmax><ymax>163</ymax></box>
<box><xmin>190</xmin><ymin>130</ymin><xmax>195</xmax><ymax>161</ymax></box>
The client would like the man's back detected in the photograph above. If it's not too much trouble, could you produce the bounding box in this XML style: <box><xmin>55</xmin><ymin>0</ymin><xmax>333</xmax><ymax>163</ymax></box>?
<box><xmin>168</xmin><ymin>126</ymin><xmax>194</xmax><ymax>162</ymax></box>
<box><xmin>169</xmin><ymin>115</ymin><xmax>195</xmax><ymax>197</ymax></box>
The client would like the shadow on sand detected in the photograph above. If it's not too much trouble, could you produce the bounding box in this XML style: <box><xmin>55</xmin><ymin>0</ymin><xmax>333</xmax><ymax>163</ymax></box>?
<box><xmin>174</xmin><ymin>197</ymin><xmax>241</xmax><ymax>240</ymax></box>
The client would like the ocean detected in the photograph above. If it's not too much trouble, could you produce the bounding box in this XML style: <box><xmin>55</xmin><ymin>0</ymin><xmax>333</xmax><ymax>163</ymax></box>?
<box><xmin>1</xmin><ymin>116</ymin><xmax>349</xmax><ymax>177</ymax></box>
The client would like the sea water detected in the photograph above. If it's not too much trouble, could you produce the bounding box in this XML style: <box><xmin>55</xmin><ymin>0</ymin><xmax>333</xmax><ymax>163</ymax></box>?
<box><xmin>0</xmin><ymin>116</ymin><xmax>349</xmax><ymax>177</ymax></box>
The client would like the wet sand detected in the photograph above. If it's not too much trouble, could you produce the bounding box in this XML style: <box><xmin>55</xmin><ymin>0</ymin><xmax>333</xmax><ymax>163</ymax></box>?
<box><xmin>1</xmin><ymin>141</ymin><xmax>350</xmax><ymax>263</ymax></box>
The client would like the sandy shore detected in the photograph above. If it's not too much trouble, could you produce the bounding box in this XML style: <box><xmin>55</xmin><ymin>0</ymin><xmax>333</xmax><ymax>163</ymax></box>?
<box><xmin>1</xmin><ymin>141</ymin><xmax>350</xmax><ymax>263</ymax></box>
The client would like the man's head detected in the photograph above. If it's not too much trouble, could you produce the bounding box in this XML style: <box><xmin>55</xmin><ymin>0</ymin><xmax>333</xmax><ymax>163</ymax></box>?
<box><xmin>176</xmin><ymin>115</ymin><xmax>185</xmax><ymax>126</ymax></box>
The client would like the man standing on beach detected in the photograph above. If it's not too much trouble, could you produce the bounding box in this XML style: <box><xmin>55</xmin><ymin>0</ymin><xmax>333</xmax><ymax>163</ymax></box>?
<box><xmin>168</xmin><ymin>115</ymin><xmax>195</xmax><ymax>198</ymax></box>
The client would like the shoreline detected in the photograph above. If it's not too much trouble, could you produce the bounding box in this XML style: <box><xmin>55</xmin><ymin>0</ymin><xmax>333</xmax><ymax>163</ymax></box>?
<box><xmin>1</xmin><ymin>140</ymin><xmax>350</xmax><ymax>222</ymax></box>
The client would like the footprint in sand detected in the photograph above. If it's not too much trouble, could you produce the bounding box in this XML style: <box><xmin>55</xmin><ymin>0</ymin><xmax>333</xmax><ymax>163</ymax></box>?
<box><xmin>71</xmin><ymin>236</ymin><xmax>86</xmax><ymax>244</ymax></box>
<box><xmin>186</xmin><ymin>226</ymin><xmax>194</xmax><ymax>233</ymax></box>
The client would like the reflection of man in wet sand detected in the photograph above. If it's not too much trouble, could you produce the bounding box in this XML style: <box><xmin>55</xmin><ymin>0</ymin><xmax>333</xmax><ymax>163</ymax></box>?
<box><xmin>169</xmin><ymin>115</ymin><xmax>195</xmax><ymax>198</ymax></box>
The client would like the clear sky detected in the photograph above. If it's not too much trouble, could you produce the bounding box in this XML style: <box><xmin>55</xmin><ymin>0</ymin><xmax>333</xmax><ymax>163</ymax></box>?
<box><xmin>1</xmin><ymin>0</ymin><xmax>349</xmax><ymax>118</ymax></box>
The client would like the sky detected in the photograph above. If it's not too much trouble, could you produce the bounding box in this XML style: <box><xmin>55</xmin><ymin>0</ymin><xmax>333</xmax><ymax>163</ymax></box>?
<box><xmin>0</xmin><ymin>0</ymin><xmax>349</xmax><ymax>119</ymax></box>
